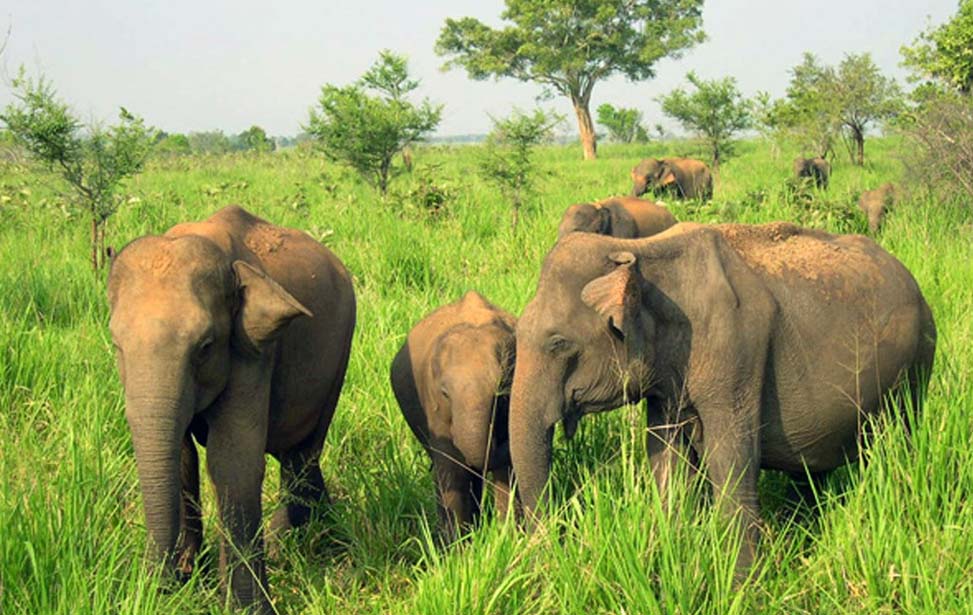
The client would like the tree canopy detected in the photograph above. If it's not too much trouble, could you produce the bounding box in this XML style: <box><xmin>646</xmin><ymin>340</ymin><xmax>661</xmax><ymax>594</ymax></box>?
<box><xmin>306</xmin><ymin>50</ymin><xmax>441</xmax><ymax>195</ymax></box>
<box><xmin>435</xmin><ymin>0</ymin><xmax>705</xmax><ymax>160</ymax></box>
<box><xmin>596</xmin><ymin>104</ymin><xmax>648</xmax><ymax>143</ymax></box>
<box><xmin>659</xmin><ymin>72</ymin><xmax>751</xmax><ymax>167</ymax></box>
<box><xmin>902</xmin><ymin>0</ymin><xmax>973</xmax><ymax>96</ymax></box>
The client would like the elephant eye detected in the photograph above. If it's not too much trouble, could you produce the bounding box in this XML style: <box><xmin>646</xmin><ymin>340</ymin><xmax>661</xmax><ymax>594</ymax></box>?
<box><xmin>440</xmin><ymin>385</ymin><xmax>450</xmax><ymax>400</ymax></box>
<box><xmin>194</xmin><ymin>336</ymin><xmax>214</xmax><ymax>361</ymax></box>
<box><xmin>545</xmin><ymin>334</ymin><xmax>574</xmax><ymax>355</ymax></box>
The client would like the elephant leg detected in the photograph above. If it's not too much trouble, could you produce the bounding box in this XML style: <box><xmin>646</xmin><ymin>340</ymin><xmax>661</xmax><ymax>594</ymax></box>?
<box><xmin>433</xmin><ymin>456</ymin><xmax>479</xmax><ymax>545</ymax></box>
<box><xmin>696</xmin><ymin>410</ymin><xmax>762</xmax><ymax>575</ymax></box>
<box><xmin>490</xmin><ymin>466</ymin><xmax>518</xmax><ymax>520</ymax></box>
<box><xmin>645</xmin><ymin>401</ymin><xmax>698</xmax><ymax>504</ymax></box>
<box><xmin>175</xmin><ymin>433</ymin><xmax>203</xmax><ymax>577</ymax></box>
<box><xmin>268</xmin><ymin>441</ymin><xmax>327</xmax><ymax>550</ymax></box>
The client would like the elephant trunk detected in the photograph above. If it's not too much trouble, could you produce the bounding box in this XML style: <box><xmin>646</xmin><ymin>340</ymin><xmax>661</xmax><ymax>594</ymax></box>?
<box><xmin>125</xmin><ymin>387</ymin><xmax>192</xmax><ymax>573</ymax></box>
<box><xmin>508</xmin><ymin>360</ymin><xmax>559</xmax><ymax>523</ymax></box>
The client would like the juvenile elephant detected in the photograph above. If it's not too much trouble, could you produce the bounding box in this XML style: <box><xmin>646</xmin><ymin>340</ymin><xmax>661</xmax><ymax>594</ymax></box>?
<box><xmin>631</xmin><ymin>157</ymin><xmax>713</xmax><ymax>200</ymax></box>
<box><xmin>509</xmin><ymin>222</ymin><xmax>936</xmax><ymax>572</ymax></box>
<box><xmin>556</xmin><ymin>196</ymin><xmax>677</xmax><ymax>240</ymax></box>
<box><xmin>859</xmin><ymin>183</ymin><xmax>896</xmax><ymax>233</ymax></box>
<box><xmin>794</xmin><ymin>156</ymin><xmax>831</xmax><ymax>189</ymax></box>
<box><xmin>390</xmin><ymin>291</ymin><xmax>517</xmax><ymax>542</ymax></box>
<box><xmin>108</xmin><ymin>205</ymin><xmax>356</xmax><ymax>613</ymax></box>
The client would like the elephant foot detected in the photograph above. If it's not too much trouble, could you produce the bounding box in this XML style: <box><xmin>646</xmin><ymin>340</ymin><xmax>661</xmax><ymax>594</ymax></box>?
<box><xmin>173</xmin><ymin>534</ymin><xmax>203</xmax><ymax>580</ymax></box>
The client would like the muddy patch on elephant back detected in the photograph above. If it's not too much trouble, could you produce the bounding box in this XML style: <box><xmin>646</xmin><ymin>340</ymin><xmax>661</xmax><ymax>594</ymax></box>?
<box><xmin>245</xmin><ymin>223</ymin><xmax>285</xmax><ymax>256</ymax></box>
<box><xmin>715</xmin><ymin>222</ymin><xmax>882</xmax><ymax>293</ymax></box>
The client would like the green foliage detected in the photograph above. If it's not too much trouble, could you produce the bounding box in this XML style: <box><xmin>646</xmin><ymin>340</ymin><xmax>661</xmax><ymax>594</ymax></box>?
<box><xmin>0</xmin><ymin>68</ymin><xmax>155</xmax><ymax>268</ymax></box>
<box><xmin>235</xmin><ymin>125</ymin><xmax>275</xmax><ymax>153</ymax></box>
<box><xmin>435</xmin><ymin>0</ymin><xmax>705</xmax><ymax>159</ymax></box>
<box><xmin>769</xmin><ymin>53</ymin><xmax>902</xmax><ymax>165</ymax></box>
<box><xmin>306</xmin><ymin>50</ymin><xmax>441</xmax><ymax>195</ymax></box>
<box><xmin>153</xmin><ymin>132</ymin><xmax>191</xmax><ymax>157</ymax></box>
<box><xmin>902</xmin><ymin>0</ymin><xmax>973</xmax><ymax>95</ymax></box>
<box><xmin>187</xmin><ymin>130</ymin><xmax>231</xmax><ymax>155</ymax></box>
<box><xmin>659</xmin><ymin>72</ymin><xmax>751</xmax><ymax>167</ymax></box>
<box><xmin>596</xmin><ymin>103</ymin><xmax>648</xmax><ymax>143</ymax></box>
<box><xmin>479</xmin><ymin>108</ymin><xmax>562</xmax><ymax>229</ymax></box>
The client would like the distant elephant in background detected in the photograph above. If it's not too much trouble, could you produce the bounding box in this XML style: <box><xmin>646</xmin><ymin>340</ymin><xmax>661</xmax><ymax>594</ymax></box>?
<box><xmin>108</xmin><ymin>205</ymin><xmax>356</xmax><ymax>614</ymax></box>
<box><xmin>390</xmin><ymin>291</ymin><xmax>517</xmax><ymax>543</ymax></box>
<box><xmin>794</xmin><ymin>156</ymin><xmax>831</xmax><ymax>189</ymax></box>
<box><xmin>557</xmin><ymin>196</ymin><xmax>677</xmax><ymax>240</ymax></box>
<box><xmin>859</xmin><ymin>183</ymin><xmax>895</xmax><ymax>233</ymax></box>
<box><xmin>631</xmin><ymin>157</ymin><xmax>713</xmax><ymax>200</ymax></box>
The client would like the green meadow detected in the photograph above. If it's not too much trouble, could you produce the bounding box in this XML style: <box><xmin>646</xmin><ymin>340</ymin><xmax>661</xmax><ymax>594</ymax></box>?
<box><xmin>1</xmin><ymin>139</ymin><xmax>971</xmax><ymax>613</ymax></box>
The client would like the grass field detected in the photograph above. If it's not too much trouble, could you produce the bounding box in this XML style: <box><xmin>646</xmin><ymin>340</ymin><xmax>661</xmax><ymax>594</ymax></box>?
<box><xmin>1</xmin><ymin>138</ymin><xmax>971</xmax><ymax>614</ymax></box>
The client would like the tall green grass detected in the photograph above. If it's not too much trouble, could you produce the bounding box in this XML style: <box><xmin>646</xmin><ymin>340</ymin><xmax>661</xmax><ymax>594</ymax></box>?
<box><xmin>1</xmin><ymin>139</ymin><xmax>970</xmax><ymax>613</ymax></box>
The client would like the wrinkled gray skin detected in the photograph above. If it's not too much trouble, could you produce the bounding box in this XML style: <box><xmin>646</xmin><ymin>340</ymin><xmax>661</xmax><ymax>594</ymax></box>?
<box><xmin>108</xmin><ymin>206</ymin><xmax>355</xmax><ymax>614</ymax></box>
<box><xmin>859</xmin><ymin>183</ymin><xmax>896</xmax><ymax>233</ymax></box>
<box><xmin>794</xmin><ymin>156</ymin><xmax>831</xmax><ymax>189</ymax></box>
<box><xmin>509</xmin><ymin>222</ymin><xmax>936</xmax><ymax>573</ymax></box>
<box><xmin>631</xmin><ymin>158</ymin><xmax>713</xmax><ymax>200</ymax></box>
<box><xmin>557</xmin><ymin>197</ymin><xmax>677</xmax><ymax>240</ymax></box>
<box><xmin>390</xmin><ymin>291</ymin><xmax>517</xmax><ymax>543</ymax></box>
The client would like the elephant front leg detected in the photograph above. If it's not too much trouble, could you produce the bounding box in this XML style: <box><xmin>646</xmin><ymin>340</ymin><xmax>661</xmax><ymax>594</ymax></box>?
<box><xmin>204</xmin><ymin>360</ymin><xmax>273</xmax><ymax>614</ymax></box>
<box><xmin>490</xmin><ymin>466</ymin><xmax>519</xmax><ymax>520</ymax></box>
<box><xmin>432</xmin><ymin>455</ymin><xmax>480</xmax><ymax>545</ymax></box>
<box><xmin>175</xmin><ymin>433</ymin><xmax>203</xmax><ymax>578</ymax></box>
<box><xmin>645</xmin><ymin>402</ymin><xmax>698</xmax><ymax>506</ymax></box>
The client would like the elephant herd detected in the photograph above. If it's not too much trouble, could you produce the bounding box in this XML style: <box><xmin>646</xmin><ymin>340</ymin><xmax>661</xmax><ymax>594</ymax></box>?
<box><xmin>107</xmin><ymin>157</ymin><xmax>936</xmax><ymax>612</ymax></box>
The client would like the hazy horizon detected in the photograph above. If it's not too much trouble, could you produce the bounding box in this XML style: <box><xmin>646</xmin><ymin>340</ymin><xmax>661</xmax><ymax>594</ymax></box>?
<box><xmin>0</xmin><ymin>1</ymin><xmax>960</xmax><ymax>138</ymax></box>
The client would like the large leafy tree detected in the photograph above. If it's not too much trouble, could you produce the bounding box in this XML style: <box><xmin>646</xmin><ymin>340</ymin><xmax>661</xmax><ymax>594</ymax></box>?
<box><xmin>659</xmin><ymin>72</ymin><xmax>751</xmax><ymax>167</ymax></box>
<box><xmin>435</xmin><ymin>0</ymin><xmax>705</xmax><ymax>161</ymax></box>
<box><xmin>306</xmin><ymin>50</ymin><xmax>441</xmax><ymax>194</ymax></box>
<box><xmin>902</xmin><ymin>0</ymin><xmax>973</xmax><ymax>96</ymax></box>
<box><xmin>830</xmin><ymin>53</ymin><xmax>902</xmax><ymax>166</ymax></box>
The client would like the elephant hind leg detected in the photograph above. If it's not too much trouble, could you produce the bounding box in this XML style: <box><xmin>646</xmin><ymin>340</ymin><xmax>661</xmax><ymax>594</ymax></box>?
<box><xmin>175</xmin><ymin>433</ymin><xmax>203</xmax><ymax>578</ymax></box>
<box><xmin>269</xmin><ymin>443</ymin><xmax>327</xmax><ymax>539</ymax></box>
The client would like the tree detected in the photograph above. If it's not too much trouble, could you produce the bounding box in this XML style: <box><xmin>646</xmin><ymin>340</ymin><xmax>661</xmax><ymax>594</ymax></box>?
<box><xmin>902</xmin><ymin>0</ymin><xmax>973</xmax><ymax>95</ymax></box>
<box><xmin>659</xmin><ymin>72</ymin><xmax>751</xmax><ymax>168</ymax></box>
<box><xmin>435</xmin><ymin>0</ymin><xmax>705</xmax><ymax>161</ymax></box>
<box><xmin>775</xmin><ymin>53</ymin><xmax>843</xmax><ymax>159</ymax></box>
<box><xmin>596</xmin><ymin>104</ymin><xmax>648</xmax><ymax>143</ymax></box>
<box><xmin>236</xmin><ymin>125</ymin><xmax>275</xmax><ymax>153</ymax></box>
<box><xmin>188</xmin><ymin>130</ymin><xmax>231</xmax><ymax>155</ymax></box>
<box><xmin>153</xmin><ymin>132</ymin><xmax>192</xmax><ymax>156</ymax></box>
<box><xmin>306</xmin><ymin>50</ymin><xmax>441</xmax><ymax>194</ymax></box>
<box><xmin>830</xmin><ymin>53</ymin><xmax>903</xmax><ymax>166</ymax></box>
<box><xmin>0</xmin><ymin>69</ymin><xmax>155</xmax><ymax>269</ymax></box>
<box><xmin>479</xmin><ymin>108</ymin><xmax>562</xmax><ymax>230</ymax></box>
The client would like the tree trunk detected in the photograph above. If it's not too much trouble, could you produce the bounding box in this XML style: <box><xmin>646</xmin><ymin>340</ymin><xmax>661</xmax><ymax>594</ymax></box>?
<box><xmin>571</xmin><ymin>97</ymin><xmax>597</xmax><ymax>161</ymax></box>
<box><xmin>856</xmin><ymin>127</ymin><xmax>865</xmax><ymax>166</ymax></box>
<box><xmin>90</xmin><ymin>215</ymin><xmax>99</xmax><ymax>270</ymax></box>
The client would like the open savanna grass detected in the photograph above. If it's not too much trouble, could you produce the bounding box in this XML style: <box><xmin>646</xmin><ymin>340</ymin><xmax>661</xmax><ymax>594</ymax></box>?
<box><xmin>1</xmin><ymin>138</ymin><xmax>971</xmax><ymax>614</ymax></box>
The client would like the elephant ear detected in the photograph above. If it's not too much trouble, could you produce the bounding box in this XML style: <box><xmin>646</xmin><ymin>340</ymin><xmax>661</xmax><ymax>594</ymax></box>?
<box><xmin>232</xmin><ymin>260</ymin><xmax>312</xmax><ymax>351</ymax></box>
<box><xmin>580</xmin><ymin>252</ymin><xmax>642</xmax><ymax>342</ymax></box>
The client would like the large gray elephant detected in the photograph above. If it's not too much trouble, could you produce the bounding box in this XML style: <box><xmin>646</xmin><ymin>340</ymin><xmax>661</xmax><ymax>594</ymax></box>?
<box><xmin>557</xmin><ymin>196</ymin><xmax>677</xmax><ymax>240</ymax></box>
<box><xmin>108</xmin><ymin>205</ymin><xmax>356</xmax><ymax>613</ymax></box>
<box><xmin>859</xmin><ymin>183</ymin><xmax>896</xmax><ymax>233</ymax></box>
<box><xmin>631</xmin><ymin>157</ymin><xmax>713</xmax><ymax>200</ymax></box>
<box><xmin>509</xmin><ymin>222</ymin><xmax>936</xmax><ymax>571</ymax></box>
<box><xmin>390</xmin><ymin>291</ymin><xmax>517</xmax><ymax>542</ymax></box>
<box><xmin>794</xmin><ymin>156</ymin><xmax>831</xmax><ymax>189</ymax></box>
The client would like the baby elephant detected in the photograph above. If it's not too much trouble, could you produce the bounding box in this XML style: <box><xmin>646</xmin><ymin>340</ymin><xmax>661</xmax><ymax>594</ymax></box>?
<box><xmin>390</xmin><ymin>291</ymin><xmax>517</xmax><ymax>542</ymax></box>
<box><xmin>557</xmin><ymin>196</ymin><xmax>677</xmax><ymax>240</ymax></box>
<box><xmin>794</xmin><ymin>156</ymin><xmax>831</xmax><ymax>189</ymax></box>
<box><xmin>859</xmin><ymin>183</ymin><xmax>895</xmax><ymax>233</ymax></box>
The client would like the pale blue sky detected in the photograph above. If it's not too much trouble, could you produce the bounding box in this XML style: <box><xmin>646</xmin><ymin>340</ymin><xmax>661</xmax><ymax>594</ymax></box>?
<box><xmin>0</xmin><ymin>1</ymin><xmax>959</xmax><ymax>137</ymax></box>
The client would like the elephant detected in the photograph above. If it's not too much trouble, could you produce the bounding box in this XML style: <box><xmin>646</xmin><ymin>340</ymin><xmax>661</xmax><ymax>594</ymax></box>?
<box><xmin>390</xmin><ymin>291</ymin><xmax>517</xmax><ymax>542</ymax></box>
<box><xmin>859</xmin><ymin>183</ymin><xmax>896</xmax><ymax>233</ymax></box>
<box><xmin>508</xmin><ymin>222</ymin><xmax>936</xmax><ymax>572</ymax></box>
<box><xmin>631</xmin><ymin>157</ymin><xmax>713</xmax><ymax>200</ymax></box>
<box><xmin>793</xmin><ymin>156</ymin><xmax>831</xmax><ymax>189</ymax></box>
<box><xmin>107</xmin><ymin>205</ymin><xmax>356</xmax><ymax>613</ymax></box>
<box><xmin>556</xmin><ymin>196</ymin><xmax>677</xmax><ymax>240</ymax></box>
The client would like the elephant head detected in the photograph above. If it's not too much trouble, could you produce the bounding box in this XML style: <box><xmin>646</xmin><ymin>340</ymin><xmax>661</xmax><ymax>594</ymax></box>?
<box><xmin>556</xmin><ymin>203</ymin><xmax>611</xmax><ymax>238</ymax></box>
<box><xmin>509</xmin><ymin>236</ymin><xmax>655</xmax><ymax>515</ymax></box>
<box><xmin>107</xmin><ymin>234</ymin><xmax>310</xmax><ymax>572</ymax></box>
<box><xmin>431</xmin><ymin>322</ymin><xmax>515</xmax><ymax>471</ymax></box>
<box><xmin>631</xmin><ymin>158</ymin><xmax>666</xmax><ymax>197</ymax></box>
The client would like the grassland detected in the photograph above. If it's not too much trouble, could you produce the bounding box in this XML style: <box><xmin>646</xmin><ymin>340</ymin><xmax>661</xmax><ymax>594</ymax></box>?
<box><xmin>1</xmin><ymin>138</ymin><xmax>971</xmax><ymax>614</ymax></box>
